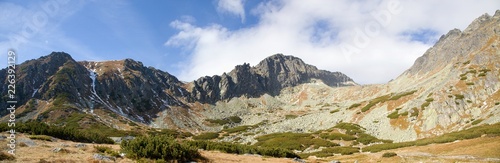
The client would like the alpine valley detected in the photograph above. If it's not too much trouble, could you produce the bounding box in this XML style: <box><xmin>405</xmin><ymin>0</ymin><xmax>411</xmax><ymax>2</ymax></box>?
<box><xmin>1</xmin><ymin>10</ymin><xmax>500</xmax><ymax>163</ymax></box>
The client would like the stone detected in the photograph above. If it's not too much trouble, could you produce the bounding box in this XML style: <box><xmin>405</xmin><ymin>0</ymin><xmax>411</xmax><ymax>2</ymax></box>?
<box><xmin>93</xmin><ymin>153</ymin><xmax>116</xmax><ymax>162</ymax></box>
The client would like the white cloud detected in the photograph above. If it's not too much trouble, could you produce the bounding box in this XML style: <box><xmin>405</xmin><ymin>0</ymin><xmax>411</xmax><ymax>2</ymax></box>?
<box><xmin>216</xmin><ymin>0</ymin><xmax>246</xmax><ymax>23</ymax></box>
<box><xmin>171</xmin><ymin>0</ymin><xmax>498</xmax><ymax>84</ymax></box>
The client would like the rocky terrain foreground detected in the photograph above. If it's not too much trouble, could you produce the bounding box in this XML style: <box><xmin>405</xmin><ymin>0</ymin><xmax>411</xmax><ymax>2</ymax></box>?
<box><xmin>1</xmin><ymin>133</ymin><xmax>499</xmax><ymax>162</ymax></box>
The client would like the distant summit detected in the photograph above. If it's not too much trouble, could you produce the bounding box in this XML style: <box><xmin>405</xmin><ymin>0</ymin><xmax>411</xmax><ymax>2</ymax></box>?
<box><xmin>190</xmin><ymin>53</ymin><xmax>356</xmax><ymax>103</ymax></box>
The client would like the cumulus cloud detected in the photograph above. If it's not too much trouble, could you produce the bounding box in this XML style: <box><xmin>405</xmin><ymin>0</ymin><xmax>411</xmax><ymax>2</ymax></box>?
<box><xmin>216</xmin><ymin>0</ymin><xmax>246</xmax><ymax>23</ymax></box>
<box><xmin>167</xmin><ymin>0</ymin><xmax>499</xmax><ymax>84</ymax></box>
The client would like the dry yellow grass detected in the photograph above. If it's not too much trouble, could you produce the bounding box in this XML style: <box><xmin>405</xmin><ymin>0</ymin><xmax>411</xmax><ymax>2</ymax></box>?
<box><xmin>2</xmin><ymin>133</ymin><xmax>499</xmax><ymax>163</ymax></box>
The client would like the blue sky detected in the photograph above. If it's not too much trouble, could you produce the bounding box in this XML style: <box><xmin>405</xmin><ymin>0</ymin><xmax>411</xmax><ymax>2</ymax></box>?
<box><xmin>1</xmin><ymin>0</ymin><xmax>498</xmax><ymax>84</ymax></box>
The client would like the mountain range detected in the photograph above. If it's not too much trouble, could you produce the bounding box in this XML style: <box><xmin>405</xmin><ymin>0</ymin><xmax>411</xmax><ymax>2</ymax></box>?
<box><xmin>1</xmin><ymin>10</ymin><xmax>500</xmax><ymax>146</ymax></box>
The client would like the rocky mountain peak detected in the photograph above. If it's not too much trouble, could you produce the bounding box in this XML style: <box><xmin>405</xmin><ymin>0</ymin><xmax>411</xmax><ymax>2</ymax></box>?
<box><xmin>190</xmin><ymin>53</ymin><xmax>356</xmax><ymax>103</ymax></box>
<box><xmin>123</xmin><ymin>58</ymin><xmax>144</xmax><ymax>69</ymax></box>
<box><xmin>402</xmin><ymin>10</ymin><xmax>500</xmax><ymax>77</ymax></box>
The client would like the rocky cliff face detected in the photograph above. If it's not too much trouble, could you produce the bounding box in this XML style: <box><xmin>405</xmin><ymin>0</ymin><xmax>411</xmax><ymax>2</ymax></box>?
<box><xmin>190</xmin><ymin>54</ymin><xmax>356</xmax><ymax>103</ymax></box>
<box><xmin>0</xmin><ymin>52</ymin><xmax>93</xmax><ymax>116</ymax></box>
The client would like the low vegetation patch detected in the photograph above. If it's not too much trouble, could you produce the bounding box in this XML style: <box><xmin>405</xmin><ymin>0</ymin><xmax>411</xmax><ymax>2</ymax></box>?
<box><xmin>361</xmin><ymin>94</ymin><xmax>391</xmax><ymax>112</ymax></box>
<box><xmin>285</xmin><ymin>114</ymin><xmax>298</xmax><ymax>119</ymax></box>
<box><xmin>454</xmin><ymin>94</ymin><xmax>465</xmax><ymax>100</ymax></box>
<box><xmin>193</xmin><ymin>132</ymin><xmax>219</xmax><ymax>140</ymax></box>
<box><xmin>387</xmin><ymin>110</ymin><xmax>408</xmax><ymax>119</ymax></box>
<box><xmin>0</xmin><ymin>121</ymin><xmax>114</xmax><ymax>144</ymax></box>
<box><xmin>121</xmin><ymin>135</ymin><xmax>201</xmax><ymax>162</ymax></box>
<box><xmin>361</xmin><ymin>90</ymin><xmax>417</xmax><ymax>112</ymax></box>
<box><xmin>389</xmin><ymin>90</ymin><xmax>418</xmax><ymax>101</ymax></box>
<box><xmin>222</xmin><ymin>125</ymin><xmax>253</xmax><ymax>134</ymax></box>
<box><xmin>410</xmin><ymin>107</ymin><xmax>419</xmax><ymax>117</ymax></box>
<box><xmin>334</xmin><ymin>123</ymin><xmax>365</xmax><ymax>135</ymax></box>
<box><xmin>387</xmin><ymin>111</ymin><xmax>400</xmax><ymax>119</ymax></box>
<box><xmin>255</xmin><ymin>132</ymin><xmax>338</xmax><ymax>150</ymax></box>
<box><xmin>148</xmin><ymin>129</ymin><xmax>193</xmax><ymax>138</ymax></box>
<box><xmin>206</xmin><ymin>116</ymin><xmax>242</xmax><ymax>125</ymax></box>
<box><xmin>357</xmin><ymin>133</ymin><xmax>392</xmax><ymax>145</ymax></box>
<box><xmin>320</xmin><ymin>133</ymin><xmax>356</xmax><ymax>141</ymax></box>
<box><xmin>28</xmin><ymin>135</ymin><xmax>53</xmax><ymax>141</ymax></box>
<box><xmin>364</xmin><ymin>122</ymin><xmax>500</xmax><ymax>153</ymax></box>
<box><xmin>330</xmin><ymin>109</ymin><xmax>340</xmax><ymax>114</ymax></box>
<box><xmin>299</xmin><ymin>146</ymin><xmax>360</xmax><ymax>158</ymax></box>
<box><xmin>94</xmin><ymin>146</ymin><xmax>120</xmax><ymax>157</ymax></box>
<box><xmin>382</xmin><ymin>152</ymin><xmax>397</xmax><ymax>157</ymax></box>
<box><xmin>348</xmin><ymin>103</ymin><xmax>361</xmax><ymax>109</ymax></box>
<box><xmin>471</xmin><ymin>119</ymin><xmax>483</xmax><ymax>125</ymax></box>
<box><xmin>187</xmin><ymin>140</ymin><xmax>299</xmax><ymax>158</ymax></box>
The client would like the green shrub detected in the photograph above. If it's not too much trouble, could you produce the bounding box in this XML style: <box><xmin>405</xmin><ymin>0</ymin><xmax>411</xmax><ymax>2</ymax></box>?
<box><xmin>223</xmin><ymin>125</ymin><xmax>252</xmax><ymax>134</ymax></box>
<box><xmin>361</xmin><ymin>94</ymin><xmax>391</xmax><ymax>112</ymax></box>
<box><xmin>255</xmin><ymin>132</ymin><xmax>337</xmax><ymax>150</ymax></box>
<box><xmin>471</xmin><ymin>119</ymin><xmax>483</xmax><ymax>125</ymax></box>
<box><xmin>206</xmin><ymin>116</ymin><xmax>242</xmax><ymax>125</ymax></box>
<box><xmin>364</xmin><ymin>123</ymin><xmax>500</xmax><ymax>153</ymax></box>
<box><xmin>320</xmin><ymin>133</ymin><xmax>356</xmax><ymax>141</ymax></box>
<box><xmin>382</xmin><ymin>152</ymin><xmax>397</xmax><ymax>157</ymax></box>
<box><xmin>460</xmin><ymin>76</ymin><xmax>467</xmax><ymax>80</ymax></box>
<box><xmin>285</xmin><ymin>115</ymin><xmax>298</xmax><ymax>119</ymax></box>
<box><xmin>479</xmin><ymin>68</ymin><xmax>491</xmax><ymax>73</ymax></box>
<box><xmin>466</xmin><ymin>70</ymin><xmax>477</xmax><ymax>74</ymax></box>
<box><xmin>186</xmin><ymin>140</ymin><xmax>299</xmax><ymax>158</ymax></box>
<box><xmin>148</xmin><ymin>129</ymin><xmax>193</xmax><ymax>139</ymax></box>
<box><xmin>28</xmin><ymin>135</ymin><xmax>53</xmax><ymax>141</ymax></box>
<box><xmin>387</xmin><ymin>111</ymin><xmax>400</xmax><ymax>119</ymax></box>
<box><xmin>410</xmin><ymin>107</ymin><xmax>419</xmax><ymax>117</ymax></box>
<box><xmin>334</xmin><ymin>123</ymin><xmax>365</xmax><ymax>135</ymax></box>
<box><xmin>330</xmin><ymin>109</ymin><xmax>340</xmax><ymax>114</ymax></box>
<box><xmin>389</xmin><ymin>90</ymin><xmax>417</xmax><ymax>101</ymax></box>
<box><xmin>357</xmin><ymin>133</ymin><xmax>391</xmax><ymax>145</ymax></box>
<box><xmin>478</xmin><ymin>73</ymin><xmax>486</xmax><ymax>77</ymax></box>
<box><xmin>463</xmin><ymin>60</ymin><xmax>470</xmax><ymax>65</ymax></box>
<box><xmin>361</xmin><ymin>91</ymin><xmax>416</xmax><ymax>112</ymax></box>
<box><xmin>425</xmin><ymin>98</ymin><xmax>434</xmax><ymax>102</ymax></box>
<box><xmin>0</xmin><ymin>121</ymin><xmax>114</xmax><ymax>144</ymax></box>
<box><xmin>348</xmin><ymin>103</ymin><xmax>361</xmax><ymax>109</ymax></box>
<box><xmin>454</xmin><ymin>94</ymin><xmax>465</xmax><ymax>100</ymax></box>
<box><xmin>466</xmin><ymin>82</ymin><xmax>474</xmax><ymax>86</ymax></box>
<box><xmin>228</xmin><ymin>116</ymin><xmax>242</xmax><ymax>123</ymax></box>
<box><xmin>400</xmin><ymin>111</ymin><xmax>408</xmax><ymax>117</ymax></box>
<box><xmin>300</xmin><ymin>146</ymin><xmax>360</xmax><ymax>158</ymax></box>
<box><xmin>94</xmin><ymin>146</ymin><xmax>120</xmax><ymax>157</ymax></box>
<box><xmin>193</xmin><ymin>132</ymin><xmax>219</xmax><ymax>140</ymax></box>
<box><xmin>495</xmin><ymin>102</ymin><xmax>500</xmax><ymax>105</ymax></box>
<box><xmin>121</xmin><ymin>135</ymin><xmax>201</xmax><ymax>162</ymax></box>
<box><xmin>421</xmin><ymin>101</ymin><xmax>431</xmax><ymax>109</ymax></box>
